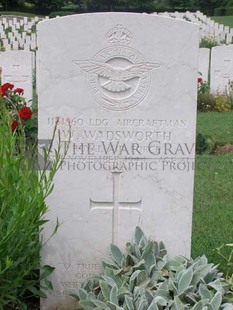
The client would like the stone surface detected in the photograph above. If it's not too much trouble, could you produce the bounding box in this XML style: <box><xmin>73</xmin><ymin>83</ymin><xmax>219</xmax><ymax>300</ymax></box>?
<box><xmin>0</xmin><ymin>50</ymin><xmax>33</xmax><ymax>100</ymax></box>
<box><xmin>38</xmin><ymin>13</ymin><xmax>199</xmax><ymax>309</ymax></box>
<box><xmin>198</xmin><ymin>48</ymin><xmax>210</xmax><ymax>82</ymax></box>
<box><xmin>210</xmin><ymin>45</ymin><xmax>233</xmax><ymax>93</ymax></box>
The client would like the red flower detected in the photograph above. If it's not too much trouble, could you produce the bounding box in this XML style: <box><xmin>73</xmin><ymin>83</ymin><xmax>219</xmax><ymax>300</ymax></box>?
<box><xmin>11</xmin><ymin>120</ymin><xmax>18</xmax><ymax>132</ymax></box>
<box><xmin>18</xmin><ymin>107</ymin><xmax>32</xmax><ymax>120</ymax></box>
<box><xmin>198</xmin><ymin>77</ymin><xmax>203</xmax><ymax>83</ymax></box>
<box><xmin>14</xmin><ymin>88</ymin><xmax>24</xmax><ymax>94</ymax></box>
<box><xmin>1</xmin><ymin>82</ymin><xmax>14</xmax><ymax>96</ymax></box>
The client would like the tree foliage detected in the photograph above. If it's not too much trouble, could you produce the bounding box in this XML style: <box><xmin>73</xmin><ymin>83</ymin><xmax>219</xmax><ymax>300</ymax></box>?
<box><xmin>72</xmin><ymin>0</ymin><xmax>230</xmax><ymax>14</ymax></box>
<box><xmin>1</xmin><ymin>0</ymin><xmax>230</xmax><ymax>15</ymax></box>
<box><xmin>25</xmin><ymin>0</ymin><xmax>69</xmax><ymax>13</ymax></box>
<box><xmin>76</xmin><ymin>0</ymin><xmax>159</xmax><ymax>12</ymax></box>
<box><xmin>0</xmin><ymin>0</ymin><xmax>25</xmax><ymax>10</ymax></box>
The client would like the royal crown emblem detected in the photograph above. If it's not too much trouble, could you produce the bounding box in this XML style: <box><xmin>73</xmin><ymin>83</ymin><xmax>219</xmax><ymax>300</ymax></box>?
<box><xmin>106</xmin><ymin>24</ymin><xmax>132</xmax><ymax>45</ymax></box>
<box><xmin>73</xmin><ymin>25</ymin><xmax>160</xmax><ymax>111</ymax></box>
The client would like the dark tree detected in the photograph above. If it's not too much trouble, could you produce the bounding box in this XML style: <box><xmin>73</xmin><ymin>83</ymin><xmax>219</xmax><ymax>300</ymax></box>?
<box><xmin>0</xmin><ymin>0</ymin><xmax>25</xmax><ymax>10</ymax></box>
<box><xmin>26</xmin><ymin>0</ymin><xmax>69</xmax><ymax>14</ymax></box>
<box><xmin>193</xmin><ymin>0</ymin><xmax>228</xmax><ymax>14</ymax></box>
<box><xmin>76</xmin><ymin>0</ymin><xmax>160</xmax><ymax>12</ymax></box>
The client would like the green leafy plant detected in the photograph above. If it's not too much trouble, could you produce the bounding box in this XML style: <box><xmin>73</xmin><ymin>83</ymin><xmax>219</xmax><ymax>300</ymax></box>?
<box><xmin>71</xmin><ymin>227</ymin><xmax>232</xmax><ymax>309</ymax></box>
<box><xmin>199</xmin><ymin>37</ymin><xmax>219</xmax><ymax>49</ymax></box>
<box><xmin>196</xmin><ymin>133</ymin><xmax>215</xmax><ymax>155</ymax></box>
<box><xmin>216</xmin><ymin>244</ymin><xmax>233</xmax><ymax>296</ymax></box>
<box><xmin>197</xmin><ymin>79</ymin><xmax>216</xmax><ymax>112</ymax></box>
<box><xmin>214</xmin><ymin>95</ymin><xmax>232</xmax><ymax>112</ymax></box>
<box><xmin>0</xmin><ymin>106</ymin><xmax>67</xmax><ymax>309</ymax></box>
<box><xmin>49</xmin><ymin>11</ymin><xmax>77</xmax><ymax>18</ymax></box>
<box><xmin>197</xmin><ymin>78</ymin><xmax>233</xmax><ymax>113</ymax></box>
<box><xmin>197</xmin><ymin>92</ymin><xmax>216</xmax><ymax>112</ymax></box>
<box><xmin>4</xmin><ymin>26</ymin><xmax>12</xmax><ymax>36</ymax></box>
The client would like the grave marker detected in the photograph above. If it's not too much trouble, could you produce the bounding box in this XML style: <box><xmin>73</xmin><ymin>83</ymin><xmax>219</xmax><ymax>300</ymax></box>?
<box><xmin>210</xmin><ymin>45</ymin><xmax>233</xmax><ymax>93</ymax></box>
<box><xmin>0</xmin><ymin>51</ymin><xmax>34</xmax><ymax>100</ymax></box>
<box><xmin>38</xmin><ymin>13</ymin><xmax>199</xmax><ymax>309</ymax></box>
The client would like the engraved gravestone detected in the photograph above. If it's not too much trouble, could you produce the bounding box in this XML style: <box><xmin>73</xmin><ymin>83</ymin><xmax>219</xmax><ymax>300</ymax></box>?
<box><xmin>38</xmin><ymin>13</ymin><xmax>199</xmax><ymax>309</ymax></box>
<box><xmin>0</xmin><ymin>51</ymin><xmax>33</xmax><ymax>100</ymax></box>
<box><xmin>210</xmin><ymin>45</ymin><xmax>233</xmax><ymax>93</ymax></box>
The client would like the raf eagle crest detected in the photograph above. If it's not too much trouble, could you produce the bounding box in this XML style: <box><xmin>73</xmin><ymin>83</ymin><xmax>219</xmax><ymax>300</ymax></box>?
<box><xmin>73</xmin><ymin>25</ymin><xmax>161</xmax><ymax>111</ymax></box>
<box><xmin>73</xmin><ymin>60</ymin><xmax>160</xmax><ymax>93</ymax></box>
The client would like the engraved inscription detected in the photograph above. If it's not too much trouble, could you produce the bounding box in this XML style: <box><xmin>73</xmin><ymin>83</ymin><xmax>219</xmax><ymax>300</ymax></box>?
<box><xmin>90</xmin><ymin>172</ymin><xmax>142</xmax><ymax>245</ymax></box>
<box><xmin>55</xmin><ymin>262</ymin><xmax>102</xmax><ymax>292</ymax></box>
<box><xmin>13</xmin><ymin>64</ymin><xmax>20</xmax><ymax>70</ymax></box>
<box><xmin>223</xmin><ymin>59</ymin><xmax>232</xmax><ymax>79</ymax></box>
<box><xmin>4</xmin><ymin>74</ymin><xmax>29</xmax><ymax>83</ymax></box>
<box><xmin>49</xmin><ymin>117</ymin><xmax>194</xmax><ymax>172</ymax></box>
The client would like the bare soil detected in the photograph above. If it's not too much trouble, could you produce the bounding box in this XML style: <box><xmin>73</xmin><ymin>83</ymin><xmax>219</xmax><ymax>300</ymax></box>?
<box><xmin>214</xmin><ymin>143</ymin><xmax>233</xmax><ymax>154</ymax></box>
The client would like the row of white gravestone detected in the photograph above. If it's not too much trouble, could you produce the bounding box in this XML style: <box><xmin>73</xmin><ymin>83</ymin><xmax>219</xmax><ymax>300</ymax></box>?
<box><xmin>0</xmin><ymin>45</ymin><xmax>227</xmax><ymax>106</ymax></box>
<box><xmin>0</xmin><ymin>11</ymin><xmax>232</xmax><ymax>52</ymax></box>
<box><xmin>199</xmin><ymin>45</ymin><xmax>233</xmax><ymax>93</ymax></box>
<box><xmin>0</xmin><ymin>31</ymin><xmax>230</xmax><ymax>107</ymax></box>
<box><xmin>157</xmin><ymin>10</ymin><xmax>233</xmax><ymax>44</ymax></box>
<box><xmin>0</xmin><ymin>15</ymin><xmax>48</xmax><ymax>51</ymax></box>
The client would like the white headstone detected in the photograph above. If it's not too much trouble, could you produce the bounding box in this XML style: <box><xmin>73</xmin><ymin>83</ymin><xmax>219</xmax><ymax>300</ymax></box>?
<box><xmin>0</xmin><ymin>51</ymin><xmax>33</xmax><ymax>100</ymax></box>
<box><xmin>220</xmin><ymin>31</ymin><xmax>226</xmax><ymax>43</ymax></box>
<box><xmin>226</xmin><ymin>33</ymin><xmax>233</xmax><ymax>45</ymax></box>
<box><xmin>209</xmin><ymin>27</ymin><xmax>215</xmax><ymax>35</ymax></box>
<box><xmin>8</xmin><ymin>32</ymin><xmax>13</xmax><ymax>40</ymax></box>
<box><xmin>202</xmin><ymin>15</ymin><xmax>207</xmax><ymax>22</ymax></box>
<box><xmin>209</xmin><ymin>20</ymin><xmax>215</xmax><ymax>27</ymax></box>
<box><xmin>219</xmin><ymin>24</ymin><xmax>224</xmax><ymax>32</ymax></box>
<box><xmin>12</xmin><ymin>41</ymin><xmax>19</xmax><ymax>50</ymax></box>
<box><xmin>210</xmin><ymin>45</ymin><xmax>233</xmax><ymax>93</ymax></box>
<box><xmin>198</xmin><ymin>48</ymin><xmax>210</xmax><ymax>82</ymax></box>
<box><xmin>18</xmin><ymin>38</ymin><xmax>24</xmax><ymax>49</ymax></box>
<box><xmin>38</xmin><ymin>13</ymin><xmax>199</xmax><ymax>309</ymax></box>
<box><xmin>214</xmin><ymin>22</ymin><xmax>219</xmax><ymax>30</ymax></box>
<box><xmin>225</xmin><ymin>26</ymin><xmax>230</xmax><ymax>34</ymax></box>
<box><xmin>3</xmin><ymin>22</ymin><xmax>9</xmax><ymax>29</ymax></box>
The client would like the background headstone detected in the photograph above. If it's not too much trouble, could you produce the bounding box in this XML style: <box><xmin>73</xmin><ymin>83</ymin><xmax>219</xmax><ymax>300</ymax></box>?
<box><xmin>210</xmin><ymin>45</ymin><xmax>233</xmax><ymax>93</ymax></box>
<box><xmin>38</xmin><ymin>13</ymin><xmax>199</xmax><ymax>309</ymax></box>
<box><xmin>0</xmin><ymin>50</ymin><xmax>34</xmax><ymax>101</ymax></box>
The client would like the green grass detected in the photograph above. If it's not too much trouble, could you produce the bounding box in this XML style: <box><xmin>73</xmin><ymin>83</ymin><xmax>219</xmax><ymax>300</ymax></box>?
<box><xmin>192</xmin><ymin>111</ymin><xmax>233</xmax><ymax>274</ymax></box>
<box><xmin>0</xmin><ymin>11</ymin><xmax>44</xmax><ymax>17</ymax></box>
<box><xmin>196</xmin><ymin>111</ymin><xmax>233</xmax><ymax>145</ymax></box>
<box><xmin>211</xmin><ymin>15</ymin><xmax>233</xmax><ymax>28</ymax></box>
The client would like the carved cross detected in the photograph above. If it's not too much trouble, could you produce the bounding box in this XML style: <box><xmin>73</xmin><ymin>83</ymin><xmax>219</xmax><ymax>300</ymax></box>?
<box><xmin>90</xmin><ymin>172</ymin><xmax>142</xmax><ymax>245</ymax></box>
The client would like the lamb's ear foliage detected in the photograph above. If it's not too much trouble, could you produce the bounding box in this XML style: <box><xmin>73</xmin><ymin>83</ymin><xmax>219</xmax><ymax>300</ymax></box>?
<box><xmin>71</xmin><ymin>226</ymin><xmax>231</xmax><ymax>309</ymax></box>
